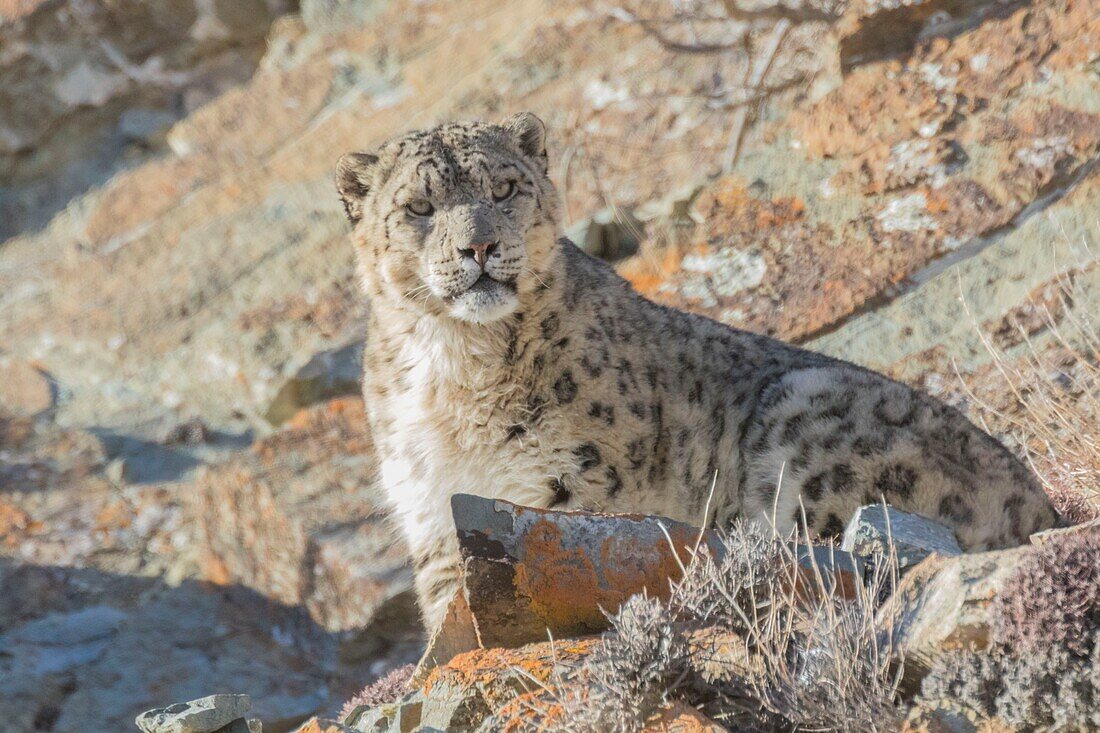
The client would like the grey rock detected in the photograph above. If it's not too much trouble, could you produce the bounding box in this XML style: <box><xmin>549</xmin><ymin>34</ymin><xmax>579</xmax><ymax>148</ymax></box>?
<box><xmin>135</xmin><ymin>694</ymin><xmax>251</xmax><ymax>733</ymax></box>
<box><xmin>842</xmin><ymin>504</ymin><xmax>962</xmax><ymax>570</ymax></box>
<box><xmin>264</xmin><ymin>340</ymin><xmax>364</xmax><ymax>425</ymax></box>
<box><xmin>214</xmin><ymin>719</ymin><xmax>254</xmax><ymax>733</ymax></box>
<box><xmin>877</xmin><ymin>546</ymin><xmax>1030</xmax><ymax>682</ymax></box>
<box><xmin>345</xmin><ymin>693</ymin><xmax>422</xmax><ymax>732</ymax></box>
<box><xmin>418</xmin><ymin>678</ymin><xmax>485</xmax><ymax>732</ymax></box>
<box><xmin>0</xmin><ymin>605</ymin><xmax>128</xmax><ymax>676</ymax></box>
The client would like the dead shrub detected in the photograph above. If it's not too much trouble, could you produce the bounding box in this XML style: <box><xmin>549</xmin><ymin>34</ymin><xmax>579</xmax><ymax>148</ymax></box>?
<box><xmin>338</xmin><ymin>663</ymin><xmax>414</xmax><ymax>721</ymax></box>
<box><xmin>517</xmin><ymin>519</ymin><xmax>904</xmax><ymax>732</ymax></box>
<box><xmin>992</xmin><ymin>525</ymin><xmax>1100</xmax><ymax>659</ymax></box>
<box><xmin>960</xmin><ymin>265</ymin><xmax>1100</xmax><ymax>522</ymax></box>
<box><xmin>920</xmin><ymin>638</ymin><xmax>1100</xmax><ymax>731</ymax></box>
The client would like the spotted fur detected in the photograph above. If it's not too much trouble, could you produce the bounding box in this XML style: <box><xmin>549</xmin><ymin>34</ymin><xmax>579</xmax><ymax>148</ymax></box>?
<box><xmin>336</xmin><ymin>114</ymin><xmax>1060</xmax><ymax>629</ymax></box>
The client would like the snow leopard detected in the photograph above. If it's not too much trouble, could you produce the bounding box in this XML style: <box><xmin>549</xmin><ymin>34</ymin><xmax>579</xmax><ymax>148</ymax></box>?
<box><xmin>335</xmin><ymin>113</ymin><xmax>1060</xmax><ymax>628</ymax></box>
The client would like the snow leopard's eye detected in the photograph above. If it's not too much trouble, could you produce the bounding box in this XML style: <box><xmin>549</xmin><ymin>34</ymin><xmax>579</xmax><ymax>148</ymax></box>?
<box><xmin>491</xmin><ymin>181</ymin><xmax>516</xmax><ymax>202</ymax></box>
<box><xmin>406</xmin><ymin>199</ymin><xmax>434</xmax><ymax>217</ymax></box>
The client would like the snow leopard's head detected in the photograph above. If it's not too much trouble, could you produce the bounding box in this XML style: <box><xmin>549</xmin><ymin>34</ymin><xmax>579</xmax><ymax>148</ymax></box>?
<box><xmin>336</xmin><ymin>113</ymin><xmax>560</xmax><ymax>324</ymax></box>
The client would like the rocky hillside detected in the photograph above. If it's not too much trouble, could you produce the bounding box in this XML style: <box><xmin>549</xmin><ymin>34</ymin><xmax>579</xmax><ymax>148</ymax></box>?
<box><xmin>0</xmin><ymin>0</ymin><xmax>1097</xmax><ymax>730</ymax></box>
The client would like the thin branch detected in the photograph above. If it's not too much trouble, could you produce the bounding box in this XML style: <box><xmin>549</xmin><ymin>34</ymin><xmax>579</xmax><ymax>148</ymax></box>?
<box><xmin>633</xmin><ymin>13</ymin><xmax>749</xmax><ymax>54</ymax></box>
<box><xmin>723</xmin><ymin>17</ymin><xmax>791</xmax><ymax>172</ymax></box>
<box><xmin>720</xmin><ymin>0</ymin><xmax>839</xmax><ymax>23</ymax></box>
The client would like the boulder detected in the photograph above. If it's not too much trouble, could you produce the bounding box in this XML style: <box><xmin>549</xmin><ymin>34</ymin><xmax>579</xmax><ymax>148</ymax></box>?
<box><xmin>878</xmin><ymin>545</ymin><xmax>1031</xmax><ymax>682</ymax></box>
<box><xmin>193</xmin><ymin>397</ymin><xmax>413</xmax><ymax>635</ymax></box>
<box><xmin>264</xmin><ymin>342</ymin><xmax>364</xmax><ymax>426</ymax></box>
<box><xmin>451</xmin><ymin>494</ymin><xmax>724</xmax><ymax>650</ymax></box>
<box><xmin>135</xmin><ymin>694</ymin><xmax>251</xmax><ymax>733</ymax></box>
<box><xmin>415</xmin><ymin>495</ymin><xmax>863</xmax><ymax>683</ymax></box>
<box><xmin>843</xmin><ymin>504</ymin><xmax>962</xmax><ymax>571</ymax></box>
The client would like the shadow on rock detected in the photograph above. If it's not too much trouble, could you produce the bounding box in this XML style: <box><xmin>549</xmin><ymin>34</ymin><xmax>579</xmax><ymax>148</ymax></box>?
<box><xmin>0</xmin><ymin>560</ymin><xmax>421</xmax><ymax>733</ymax></box>
<box><xmin>89</xmin><ymin>426</ymin><xmax>253</xmax><ymax>485</ymax></box>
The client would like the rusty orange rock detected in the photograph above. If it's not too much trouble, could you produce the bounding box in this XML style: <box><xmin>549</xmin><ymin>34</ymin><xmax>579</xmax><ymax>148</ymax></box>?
<box><xmin>417</xmin><ymin>636</ymin><xmax>601</xmax><ymax>731</ymax></box>
<box><xmin>453</xmin><ymin>494</ymin><xmax>722</xmax><ymax>649</ymax></box>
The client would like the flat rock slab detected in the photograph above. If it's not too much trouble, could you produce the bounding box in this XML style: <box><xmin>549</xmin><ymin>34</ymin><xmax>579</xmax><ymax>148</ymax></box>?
<box><xmin>878</xmin><ymin>546</ymin><xmax>1029</xmax><ymax>684</ymax></box>
<box><xmin>451</xmin><ymin>494</ymin><xmax>724</xmax><ymax>649</ymax></box>
<box><xmin>842</xmin><ymin>504</ymin><xmax>962</xmax><ymax>569</ymax></box>
<box><xmin>135</xmin><ymin>694</ymin><xmax>251</xmax><ymax>733</ymax></box>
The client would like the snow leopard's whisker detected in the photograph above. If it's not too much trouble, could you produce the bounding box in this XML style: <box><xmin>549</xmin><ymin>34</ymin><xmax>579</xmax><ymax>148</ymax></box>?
<box><xmin>522</xmin><ymin>267</ymin><xmax>550</xmax><ymax>290</ymax></box>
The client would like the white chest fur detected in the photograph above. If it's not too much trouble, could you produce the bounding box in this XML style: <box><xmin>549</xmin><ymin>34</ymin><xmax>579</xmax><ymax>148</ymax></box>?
<box><xmin>371</xmin><ymin>322</ymin><xmax>554</xmax><ymax>556</ymax></box>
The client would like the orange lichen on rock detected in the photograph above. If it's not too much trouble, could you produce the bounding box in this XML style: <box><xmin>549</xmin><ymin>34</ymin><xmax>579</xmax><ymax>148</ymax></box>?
<box><xmin>619</xmin><ymin>244</ymin><xmax>687</xmax><ymax>297</ymax></box>
<box><xmin>506</xmin><ymin>515</ymin><xmax>701</xmax><ymax>639</ymax></box>
<box><xmin>423</xmin><ymin>636</ymin><xmax>599</xmax><ymax>702</ymax></box>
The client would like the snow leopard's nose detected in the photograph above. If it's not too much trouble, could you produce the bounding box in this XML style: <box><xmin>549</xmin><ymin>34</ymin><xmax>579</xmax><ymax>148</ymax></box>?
<box><xmin>460</xmin><ymin>241</ymin><xmax>498</xmax><ymax>269</ymax></box>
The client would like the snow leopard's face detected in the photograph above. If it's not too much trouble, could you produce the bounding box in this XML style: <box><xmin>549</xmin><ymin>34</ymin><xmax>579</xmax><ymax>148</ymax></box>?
<box><xmin>336</xmin><ymin>113</ymin><xmax>559</xmax><ymax>324</ymax></box>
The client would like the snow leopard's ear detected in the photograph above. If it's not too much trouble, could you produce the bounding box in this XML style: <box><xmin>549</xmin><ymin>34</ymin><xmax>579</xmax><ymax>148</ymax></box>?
<box><xmin>335</xmin><ymin>151</ymin><xmax>380</xmax><ymax>225</ymax></box>
<box><xmin>502</xmin><ymin>112</ymin><xmax>547</xmax><ymax>171</ymax></box>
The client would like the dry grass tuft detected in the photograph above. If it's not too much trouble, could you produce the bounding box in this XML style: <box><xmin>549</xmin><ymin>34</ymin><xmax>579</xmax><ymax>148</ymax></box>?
<box><xmin>959</xmin><ymin>264</ymin><xmax>1100</xmax><ymax>523</ymax></box>
<box><xmin>511</xmin><ymin>519</ymin><xmax>904</xmax><ymax>732</ymax></box>
<box><xmin>681</xmin><ymin>520</ymin><xmax>903</xmax><ymax>732</ymax></box>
